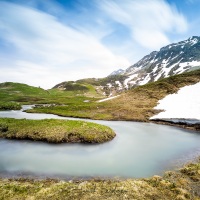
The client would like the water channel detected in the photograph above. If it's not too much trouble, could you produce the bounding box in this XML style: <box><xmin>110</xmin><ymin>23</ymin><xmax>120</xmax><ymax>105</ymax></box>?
<box><xmin>0</xmin><ymin>105</ymin><xmax>199</xmax><ymax>179</ymax></box>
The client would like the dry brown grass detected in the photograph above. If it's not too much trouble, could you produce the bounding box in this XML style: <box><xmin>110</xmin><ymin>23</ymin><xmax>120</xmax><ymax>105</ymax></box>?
<box><xmin>101</xmin><ymin>69</ymin><xmax>200</xmax><ymax>121</ymax></box>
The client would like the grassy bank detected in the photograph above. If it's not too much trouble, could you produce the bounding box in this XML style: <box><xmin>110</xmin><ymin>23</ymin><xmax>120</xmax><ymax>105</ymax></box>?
<box><xmin>0</xmin><ymin>118</ymin><xmax>115</xmax><ymax>143</ymax></box>
<box><xmin>152</xmin><ymin>120</ymin><xmax>200</xmax><ymax>132</ymax></box>
<box><xmin>26</xmin><ymin>103</ymin><xmax>113</xmax><ymax>120</ymax></box>
<box><xmin>0</xmin><ymin>82</ymin><xmax>103</xmax><ymax>105</ymax></box>
<box><xmin>0</xmin><ymin>102</ymin><xmax>21</xmax><ymax>111</ymax></box>
<box><xmin>27</xmin><ymin>69</ymin><xmax>200</xmax><ymax>121</ymax></box>
<box><xmin>0</xmin><ymin>159</ymin><xmax>199</xmax><ymax>200</ymax></box>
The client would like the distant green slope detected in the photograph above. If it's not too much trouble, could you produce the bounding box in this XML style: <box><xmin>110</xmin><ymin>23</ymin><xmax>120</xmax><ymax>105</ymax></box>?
<box><xmin>0</xmin><ymin>81</ymin><xmax>102</xmax><ymax>106</ymax></box>
<box><xmin>0</xmin><ymin>82</ymin><xmax>47</xmax><ymax>95</ymax></box>
<box><xmin>52</xmin><ymin>80</ymin><xmax>103</xmax><ymax>98</ymax></box>
<box><xmin>76</xmin><ymin>75</ymin><xmax>128</xmax><ymax>86</ymax></box>
<box><xmin>53</xmin><ymin>75</ymin><xmax>128</xmax><ymax>97</ymax></box>
<box><xmin>0</xmin><ymin>82</ymin><xmax>48</xmax><ymax>103</ymax></box>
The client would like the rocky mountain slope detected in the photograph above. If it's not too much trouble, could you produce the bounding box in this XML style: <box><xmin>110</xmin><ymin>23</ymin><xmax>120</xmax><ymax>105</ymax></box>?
<box><xmin>119</xmin><ymin>36</ymin><xmax>200</xmax><ymax>88</ymax></box>
<box><xmin>54</xmin><ymin>36</ymin><xmax>200</xmax><ymax>96</ymax></box>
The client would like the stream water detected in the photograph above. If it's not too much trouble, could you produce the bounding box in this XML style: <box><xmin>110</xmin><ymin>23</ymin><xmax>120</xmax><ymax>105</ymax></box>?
<box><xmin>0</xmin><ymin>105</ymin><xmax>199</xmax><ymax>178</ymax></box>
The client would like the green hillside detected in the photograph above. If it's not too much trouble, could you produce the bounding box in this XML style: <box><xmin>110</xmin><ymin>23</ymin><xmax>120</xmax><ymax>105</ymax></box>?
<box><xmin>73</xmin><ymin>75</ymin><xmax>127</xmax><ymax>86</ymax></box>
<box><xmin>52</xmin><ymin>81</ymin><xmax>104</xmax><ymax>98</ymax></box>
<box><xmin>0</xmin><ymin>81</ymin><xmax>103</xmax><ymax>107</ymax></box>
<box><xmin>0</xmin><ymin>75</ymin><xmax>128</xmax><ymax>109</ymax></box>
<box><xmin>28</xmin><ymin>69</ymin><xmax>200</xmax><ymax>121</ymax></box>
<box><xmin>53</xmin><ymin>75</ymin><xmax>128</xmax><ymax>97</ymax></box>
<box><xmin>0</xmin><ymin>82</ymin><xmax>48</xmax><ymax>103</ymax></box>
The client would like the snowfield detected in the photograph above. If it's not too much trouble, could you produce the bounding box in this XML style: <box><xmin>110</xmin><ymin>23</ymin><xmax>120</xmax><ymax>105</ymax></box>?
<box><xmin>150</xmin><ymin>82</ymin><xmax>200</xmax><ymax>124</ymax></box>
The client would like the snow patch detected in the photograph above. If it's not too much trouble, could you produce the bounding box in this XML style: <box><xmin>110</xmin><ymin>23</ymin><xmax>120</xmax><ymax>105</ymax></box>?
<box><xmin>154</xmin><ymin>72</ymin><xmax>162</xmax><ymax>81</ymax></box>
<box><xmin>107</xmin><ymin>83</ymin><xmax>112</xmax><ymax>88</ymax></box>
<box><xmin>124</xmin><ymin>74</ymin><xmax>138</xmax><ymax>88</ymax></box>
<box><xmin>174</xmin><ymin>60</ymin><xmax>200</xmax><ymax>74</ymax></box>
<box><xmin>115</xmin><ymin>81</ymin><xmax>123</xmax><ymax>89</ymax></box>
<box><xmin>152</xmin><ymin>65</ymin><xmax>159</xmax><ymax>73</ymax></box>
<box><xmin>161</xmin><ymin>61</ymin><xmax>179</xmax><ymax>76</ymax></box>
<box><xmin>179</xmin><ymin>60</ymin><xmax>200</xmax><ymax>68</ymax></box>
<box><xmin>189</xmin><ymin>38</ymin><xmax>198</xmax><ymax>46</ymax></box>
<box><xmin>138</xmin><ymin>74</ymin><xmax>151</xmax><ymax>85</ymax></box>
<box><xmin>150</xmin><ymin>82</ymin><xmax>200</xmax><ymax>123</ymax></box>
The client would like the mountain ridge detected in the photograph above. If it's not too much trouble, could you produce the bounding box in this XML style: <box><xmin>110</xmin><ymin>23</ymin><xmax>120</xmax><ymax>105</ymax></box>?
<box><xmin>53</xmin><ymin>36</ymin><xmax>200</xmax><ymax>96</ymax></box>
<box><xmin>108</xmin><ymin>36</ymin><xmax>200</xmax><ymax>88</ymax></box>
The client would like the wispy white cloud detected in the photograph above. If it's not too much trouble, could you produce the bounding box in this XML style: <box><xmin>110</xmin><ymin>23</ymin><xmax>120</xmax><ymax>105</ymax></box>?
<box><xmin>0</xmin><ymin>1</ymin><xmax>130</xmax><ymax>89</ymax></box>
<box><xmin>0</xmin><ymin>0</ymin><xmax>190</xmax><ymax>89</ymax></box>
<box><xmin>99</xmin><ymin>0</ymin><xmax>188</xmax><ymax>49</ymax></box>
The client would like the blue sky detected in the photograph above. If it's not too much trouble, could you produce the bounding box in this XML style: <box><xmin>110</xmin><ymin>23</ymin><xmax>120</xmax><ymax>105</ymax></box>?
<box><xmin>0</xmin><ymin>0</ymin><xmax>200</xmax><ymax>89</ymax></box>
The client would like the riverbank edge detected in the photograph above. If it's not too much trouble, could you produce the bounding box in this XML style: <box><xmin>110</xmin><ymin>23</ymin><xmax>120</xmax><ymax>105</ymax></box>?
<box><xmin>25</xmin><ymin>108</ymin><xmax>200</xmax><ymax>133</ymax></box>
<box><xmin>151</xmin><ymin>119</ymin><xmax>200</xmax><ymax>132</ymax></box>
<box><xmin>0</xmin><ymin>157</ymin><xmax>199</xmax><ymax>200</ymax></box>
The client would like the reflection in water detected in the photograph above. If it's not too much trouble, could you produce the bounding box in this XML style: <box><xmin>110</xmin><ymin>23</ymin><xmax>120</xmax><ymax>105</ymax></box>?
<box><xmin>0</xmin><ymin>106</ymin><xmax>200</xmax><ymax>178</ymax></box>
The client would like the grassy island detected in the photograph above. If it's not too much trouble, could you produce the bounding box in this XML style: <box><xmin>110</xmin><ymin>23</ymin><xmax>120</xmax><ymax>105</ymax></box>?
<box><xmin>0</xmin><ymin>118</ymin><xmax>116</xmax><ymax>143</ymax></box>
<box><xmin>0</xmin><ymin>159</ymin><xmax>199</xmax><ymax>200</ymax></box>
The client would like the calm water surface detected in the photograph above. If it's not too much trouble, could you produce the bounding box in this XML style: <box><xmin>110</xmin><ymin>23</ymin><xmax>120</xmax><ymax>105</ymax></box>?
<box><xmin>0</xmin><ymin>105</ymin><xmax>199</xmax><ymax>178</ymax></box>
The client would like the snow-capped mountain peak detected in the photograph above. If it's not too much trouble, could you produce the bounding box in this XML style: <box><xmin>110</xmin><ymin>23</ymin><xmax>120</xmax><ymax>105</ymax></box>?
<box><xmin>109</xmin><ymin>36</ymin><xmax>200</xmax><ymax>89</ymax></box>
<box><xmin>109</xmin><ymin>69</ymin><xmax>125</xmax><ymax>76</ymax></box>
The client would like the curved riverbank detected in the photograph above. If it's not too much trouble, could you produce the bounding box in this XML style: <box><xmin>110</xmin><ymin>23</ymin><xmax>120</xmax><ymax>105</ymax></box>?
<box><xmin>0</xmin><ymin>158</ymin><xmax>199</xmax><ymax>200</ymax></box>
<box><xmin>24</xmin><ymin>105</ymin><xmax>200</xmax><ymax>132</ymax></box>
<box><xmin>0</xmin><ymin>107</ymin><xmax>200</xmax><ymax>179</ymax></box>
<box><xmin>0</xmin><ymin>118</ymin><xmax>116</xmax><ymax>144</ymax></box>
<box><xmin>151</xmin><ymin>119</ymin><xmax>200</xmax><ymax>132</ymax></box>
<box><xmin>26</xmin><ymin>106</ymin><xmax>200</xmax><ymax>133</ymax></box>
